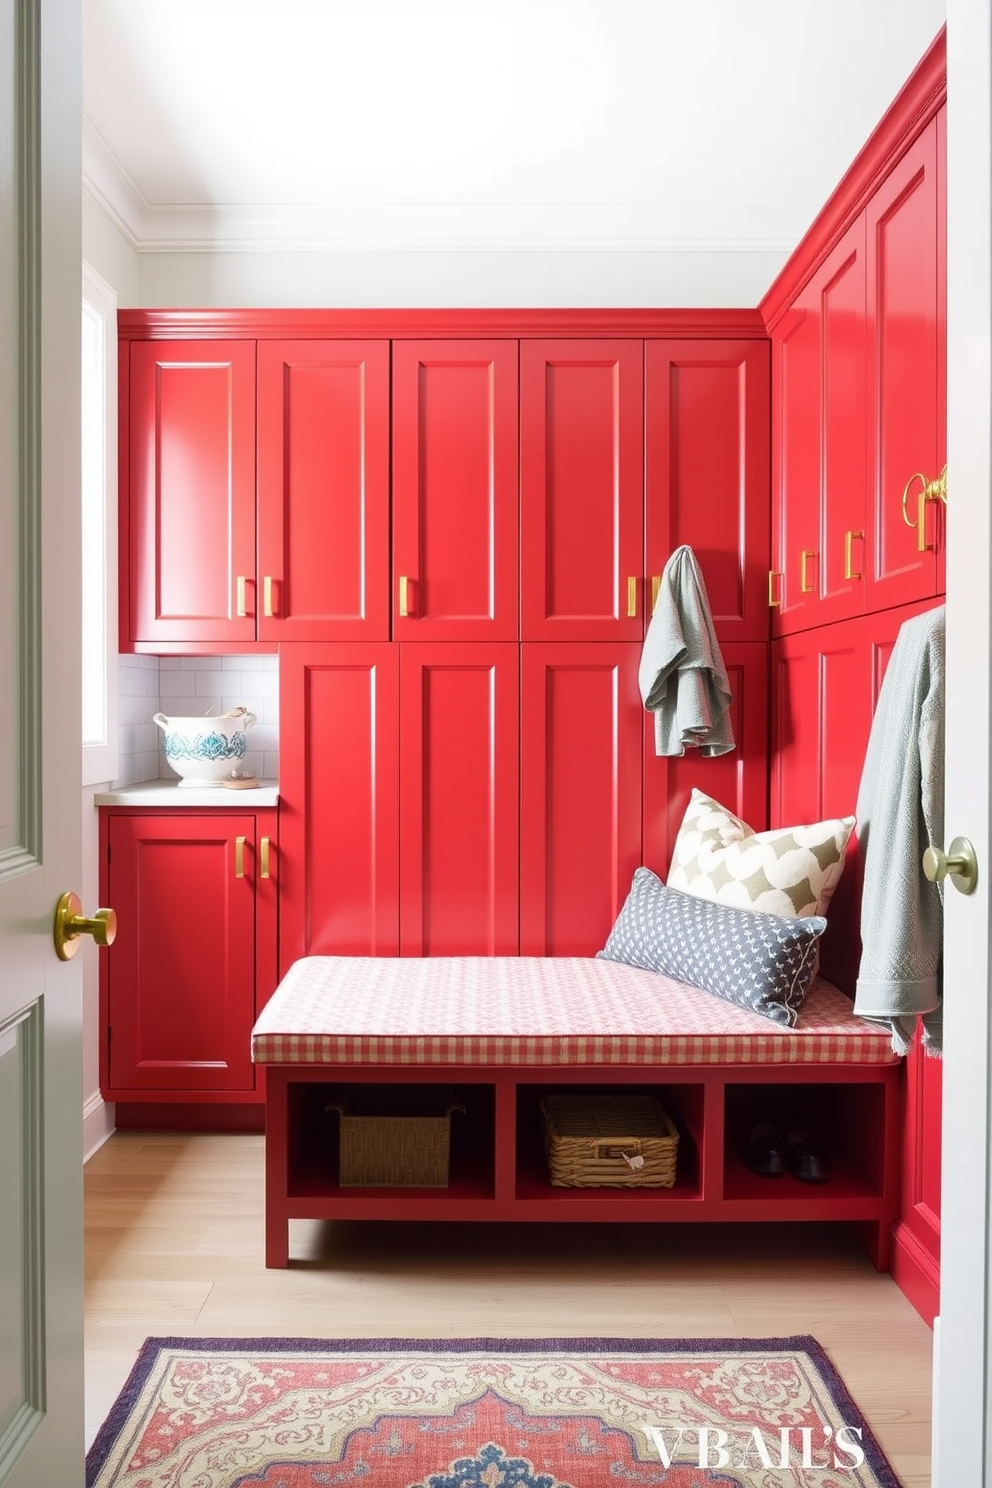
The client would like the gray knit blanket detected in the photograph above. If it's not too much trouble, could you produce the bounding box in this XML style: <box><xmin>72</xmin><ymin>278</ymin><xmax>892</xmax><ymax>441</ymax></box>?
<box><xmin>855</xmin><ymin>605</ymin><xmax>945</xmax><ymax>1056</ymax></box>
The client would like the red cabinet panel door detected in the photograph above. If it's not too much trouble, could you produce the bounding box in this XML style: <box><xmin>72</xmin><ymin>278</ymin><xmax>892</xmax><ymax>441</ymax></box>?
<box><xmin>399</xmin><ymin>644</ymin><xmax>519</xmax><ymax>955</ymax></box>
<box><xmin>278</xmin><ymin>643</ymin><xmax>400</xmax><ymax>967</ymax></box>
<box><xmin>257</xmin><ymin>341</ymin><xmax>390</xmax><ymax>641</ymax></box>
<box><xmin>865</xmin><ymin>117</ymin><xmax>942</xmax><ymax>611</ymax></box>
<box><xmin>818</xmin><ymin>219</ymin><xmax>869</xmax><ymax>625</ymax></box>
<box><xmin>106</xmin><ymin>815</ymin><xmax>258</xmax><ymax>1092</ymax></box>
<box><xmin>128</xmin><ymin>340</ymin><xmax>257</xmax><ymax>646</ymax></box>
<box><xmin>392</xmin><ymin>341</ymin><xmax>518</xmax><ymax>641</ymax></box>
<box><xmin>646</xmin><ymin>340</ymin><xmax>770</xmax><ymax>641</ymax></box>
<box><xmin>642</xmin><ymin>641</ymin><xmax>769</xmax><ymax>879</ymax></box>
<box><xmin>520</xmin><ymin>644</ymin><xmax>642</xmax><ymax>956</ymax></box>
<box><xmin>521</xmin><ymin>342</ymin><xmax>644</xmax><ymax>640</ymax></box>
<box><xmin>771</xmin><ymin>284</ymin><xmax>821</xmax><ymax>633</ymax></box>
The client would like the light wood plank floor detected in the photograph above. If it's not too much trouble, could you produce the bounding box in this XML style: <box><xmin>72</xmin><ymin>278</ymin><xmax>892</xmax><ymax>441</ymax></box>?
<box><xmin>84</xmin><ymin>1131</ymin><xmax>934</xmax><ymax>1483</ymax></box>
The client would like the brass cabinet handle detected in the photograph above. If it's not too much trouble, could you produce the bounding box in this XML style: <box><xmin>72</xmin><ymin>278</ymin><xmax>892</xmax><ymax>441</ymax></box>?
<box><xmin>650</xmin><ymin>575</ymin><xmax>660</xmax><ymax>612</ymax></box>
<box><xmin>235</xmin><ymin>836</ymin><xmax>246</xmax><ymax>879</ymax></box>
<box><xmin>398</xmin><ymin>575</ymin><xmax>410</xmax><ymax>618</ymax></box>
<box><xmin>799</xmin><ymin>549</ymin><xmax>817</xmax><ymax>595</ymax></box>
<box><xmin>263</xmin><ymin>575</ymin><xmax>274</xmax><ymax>617</ymax></box>
<box><xmin>260</xmin><ymin>837</ymin><xmax>271</xmax><ymax>880</ymax></box>
<box><xmin>844</xmin><ymin>530</ymin><xmax>864</xmax><ymax>581</ymax></box>
<box><xmin>923</xmin><ymin>836</ymin><xmax>978</xmax><ymax>896</ymax></box>
<box><xmin>626</xmin><ymin>576</ymin><xmax>638</xmax><ymax>619</ymax></box>
<box><xmin>236</xmin><ymin>575</ymin><xmax>247</xmax><ymax>618</ymax></box>
<box><xmin>53</xmin><ymin>891</ymin><xmax>117</xmax><ymax>961</ymax></box>
<box><xmin>768</xmin><ymin>571</ymin><xmax>783</xmax><ymax>608</ymax></box>
<box><xmin>902</xmin><ymin>472</ymin><xmax>930</xmax><ymax>553</ymax></box>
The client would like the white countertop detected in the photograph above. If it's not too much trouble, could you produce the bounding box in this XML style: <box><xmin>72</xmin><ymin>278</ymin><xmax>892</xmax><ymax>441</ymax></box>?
<box><xmin>94</xmin><ymin>780</ymin><xmax>279</xmax><ymax>808</ymax></box>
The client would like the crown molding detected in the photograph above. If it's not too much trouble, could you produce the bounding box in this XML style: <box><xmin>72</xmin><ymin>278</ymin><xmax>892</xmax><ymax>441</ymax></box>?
<box><xmin>83</xmin><ymin>114</ymin><xmax>805</xmax><ymax>257</ymax></box>
<box><xmin>118</xmin><ymin>307</ymin><xmax>770</xmax><ymax>339</ymax></box>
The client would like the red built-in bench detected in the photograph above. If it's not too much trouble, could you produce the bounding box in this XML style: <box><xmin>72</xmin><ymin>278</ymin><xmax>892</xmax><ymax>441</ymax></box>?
<box><xmin>252</xmin><ymin>956</ymin><xmax>901</xmax><ymax>1268</ymax></box>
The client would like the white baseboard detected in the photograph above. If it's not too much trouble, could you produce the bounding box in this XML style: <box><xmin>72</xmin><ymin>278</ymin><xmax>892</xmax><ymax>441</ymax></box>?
<box><xmin>83</xmin><ymin>1090</ymin><xmax>115</xmax><ymax>1162</ymax></box>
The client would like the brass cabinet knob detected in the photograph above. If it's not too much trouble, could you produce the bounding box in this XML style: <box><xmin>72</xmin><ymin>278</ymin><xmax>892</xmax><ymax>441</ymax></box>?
<box><xmin>922</xmin><ymin>837</ymin><xmax>978</xmax><ymax>896</ymax></box>
<box><xmin>53</xmin><ymin>891</ymin><xmax>117</xmax><ymax>961</ymax></box>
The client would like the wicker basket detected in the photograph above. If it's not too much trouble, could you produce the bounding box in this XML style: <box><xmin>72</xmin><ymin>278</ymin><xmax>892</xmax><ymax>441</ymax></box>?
<box><xmin>541</xmin><ymin>1093</ymin><xmax>679</xmax><ymax>1188</ymax></box>
<box><xmin>328</xmin><ymin>1088</ymin><xmax>465</xmax><ymax>1188</ymax></box>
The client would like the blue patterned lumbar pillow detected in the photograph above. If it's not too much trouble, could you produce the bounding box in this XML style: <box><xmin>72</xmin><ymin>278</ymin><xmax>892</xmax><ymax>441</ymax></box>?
<box><xmin>598</xmin><ymin>867</ymin><xmax>826</xmax><ymax>1027</ymax></box>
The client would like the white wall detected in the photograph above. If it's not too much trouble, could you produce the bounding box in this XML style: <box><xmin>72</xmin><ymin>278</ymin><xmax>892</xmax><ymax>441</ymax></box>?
<box><xmin>136</xmin><ymin>246</ymin><xmax>787</xmax><ymax>310</ymax></box>
<box><xmin>82</xmin><ymin>195</ymin><xmax>138</xmax><ymax>1157</ymax></box>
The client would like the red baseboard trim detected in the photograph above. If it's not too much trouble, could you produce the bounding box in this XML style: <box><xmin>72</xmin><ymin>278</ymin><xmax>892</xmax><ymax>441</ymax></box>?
<box><xmin>890</xmin><ymin>1220</ymin><xmax>940</xmax><ymax>1327</ymax></box>
<box><xmin>114</xmin><ymin>1102</ymin><xmax>265</xmax><ymax>1133</ymax></box>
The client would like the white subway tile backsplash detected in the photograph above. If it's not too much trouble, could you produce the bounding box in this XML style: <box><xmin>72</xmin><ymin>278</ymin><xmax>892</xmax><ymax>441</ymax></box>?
<box><xmin>113</xmin><ymin>653</ymin><xmax>280</xmax><ymax>789</ymax></box>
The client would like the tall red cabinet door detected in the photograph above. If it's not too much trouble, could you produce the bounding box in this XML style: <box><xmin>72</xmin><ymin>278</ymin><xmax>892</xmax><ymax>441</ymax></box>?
<box><xmin>392</xmin><ymin>341</ymin><xmax>518</xmax><ymax>641</ymax></box>
<box><xmin>127</xmin><ymin>340</ymin><xmax>257</xmax><ymax>646</ymax></box>
<box><xmin>865</xmin><ymin>116</ymin><xmax>943</xmax><ymax>611</ymax></box>
<box><xmin>105</xmin><ymin>815</ymin><xmax>258</xmax><ymax>1092</ymax></box>
<box><xmin>278</xmin><ymin>644</ymin><xmax>400</xmax><ymax>967</ymax></box>
<box><xmin>398</xmin><ymin>644</ymin><xmax>519</xmax><ymax>955</ymax></box>
<box><xmin>817</xmin><ymin>219</ymin><xmax>868</xmax><ymax>625</ymax></box>
<box><xmin>645</xmin><ymin>340</ymin><xmax>770</xmax><ymax>641</ymax></box>
<box><xmin>641</xmin><ymin>642</ymin><xmax>769</xmax><ymax>878</ymax></box>
<box><xmin>521</xmin><ymin>342</ymin><xmax>644</xmax><ymax>640</ymax></box>
<box><xmin>520</xmin><ymin>644</ymin><xmax>642</xmax><ymax>956</ymax></box>
<box><xmin>257</xmin><ymin>341</ymin><xmax>390</xmax><ymax>641</ymax></box>
<box><xmin>770</xmin><ymin>285</ymin><xmax>821</xmax><ymax>633</ymax></box>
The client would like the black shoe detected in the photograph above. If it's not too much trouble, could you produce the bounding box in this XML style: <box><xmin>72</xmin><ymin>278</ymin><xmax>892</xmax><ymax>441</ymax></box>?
<box><xmin>745</xmin><ymin>1121</ymin><xmax>786</xmax><ymax>1177</ymax></box>
<box><xmin>784</xmin><ymin>1129</ymin><xmax>831</xmax><ymax>1184</ymax></box>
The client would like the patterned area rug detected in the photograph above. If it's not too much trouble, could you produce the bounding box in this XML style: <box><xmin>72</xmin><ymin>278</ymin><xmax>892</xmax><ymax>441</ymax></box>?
<box><xmin>85</xmin><ymin>1336</ymin><xmax>903</xmax><ymax>1488</ymax></box>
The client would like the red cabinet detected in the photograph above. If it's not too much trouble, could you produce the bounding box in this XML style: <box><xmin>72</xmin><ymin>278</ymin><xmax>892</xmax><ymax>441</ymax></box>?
<box><xmin>865</xmin><ymin>116</ymin><xmax>945</xmax><ymax>612</ymax></box>
<box><xmin>278</xmin><ymin>643</ymin><xmax>518</xmax><ymax>965</ymax></box>
<box><xmin>646</xmin><ymin>340</ymin><xmax>770</xmax><ymax>641</ymax></box>
<box><xmin>392</xmin><ymin>342</ymin><xmax>519</xmax><ymax>641</ymax></box>
<box><xmin>520</xmin><ymin>342</ymin><xmax>644</xmax><ymax>640</ymax></box>
<box><xmin>519</xmin><ymin>644</ymin><xmax>642</xmax><ymax>956</ymax></box>
<box><xmin>399</xmin><ymin>644</ymin><xmax>519</xmax><ymax>954</ymax></box>
<box><xmin>642</xmin><ymin>641</ymin><xmax>769</xmax><ymax>879</ymax></box>
<box><xmin>100</xmin><ymin>810</ymin><xmax>278</xmax><ymax>1100</ymax></box>
<box><xmin>257</xmin><ymin>340</ymin><xmax>390</xmax><ymax>640</ymax></box>
<box><xmin>125</xmin><ymin>341</ymin><xmax>257</xmax><ymax>647</ymax></box>
<box><xmin>770</xmin><ymin>220</ymin><xmax>868</xmax><ymax>631</ymax></box>
<box><xmin>278</xmin><ymin>644</ymin><xmax>400</xmax><ymax>962</ymax></box>
<box><xmin>770</xmin><ymin>110</ymin><xmax>946</xmax><ymax>637</ymax></box>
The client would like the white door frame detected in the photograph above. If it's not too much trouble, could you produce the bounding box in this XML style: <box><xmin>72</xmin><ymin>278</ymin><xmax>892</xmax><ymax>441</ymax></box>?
<box><xmin>933</xmin><ymin>1</ymin><xmax>992</xmax><ymax>1482</ymax></box>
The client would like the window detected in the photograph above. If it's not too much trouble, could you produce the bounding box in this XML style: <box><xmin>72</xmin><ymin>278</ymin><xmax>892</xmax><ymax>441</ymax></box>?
<box><xmin>81</xmin><ymin>262</ymin><xmax>118</xmax><ymax>786</ymax></box>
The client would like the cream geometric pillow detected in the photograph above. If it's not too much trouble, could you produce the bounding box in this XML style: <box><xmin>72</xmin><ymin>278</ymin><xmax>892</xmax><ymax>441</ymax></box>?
<box><xmin>666</xmin><ymin>788</ymin><xmax>855</xmax><ymax>919</ymax></box>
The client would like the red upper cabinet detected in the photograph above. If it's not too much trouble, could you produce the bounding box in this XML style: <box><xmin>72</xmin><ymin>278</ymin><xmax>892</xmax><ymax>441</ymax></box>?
<box><xmin>770</xmin><ymin>219</ymin><xmax>868</xmax><ymax>632</ymax></box>
<box><xmin>126</xmin><ymin>340</ymin><xmax>257</xmax><ymax>647</ymax></box>
<box><xmin>520</xmin><ymin>341</ymin><xmax>644</xmax><ymax>640</ymax></box>
<box><xmin>865</xmin><ymin>115</ymin><xmax>945</xmax><ymax>610</ymax></box>
<box><xmin>646</xmin><ymin>340</ymin><xmax>770</xmax><ymax>641</ymax></box>
<box><xmin>257</xmin><ymin>341</ymin><xmax>390</xmax><ymax>641</ymax></box>
<box><xmin>770</xmin><ymin>281</ymin><xmax>820</xmax><ymax>630</ymax></box>
<box><xmin>392</xmin><ymin>341</ymin><xmax>519</xmax><ymax>641</ymax></box>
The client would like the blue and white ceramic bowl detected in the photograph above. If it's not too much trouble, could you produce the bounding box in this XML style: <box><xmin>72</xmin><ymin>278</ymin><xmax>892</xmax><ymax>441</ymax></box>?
<box><xmin>153</xmin><ymin>709</ymin><xmax>257</xmax><ymax>787</ymax></box>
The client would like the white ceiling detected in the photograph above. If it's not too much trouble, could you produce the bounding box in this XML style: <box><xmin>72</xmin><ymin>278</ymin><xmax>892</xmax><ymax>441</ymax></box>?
<box><xmin>82</xmin><ymin>0</ymin><xmax>947</xmax><ymax>255</ymax></box>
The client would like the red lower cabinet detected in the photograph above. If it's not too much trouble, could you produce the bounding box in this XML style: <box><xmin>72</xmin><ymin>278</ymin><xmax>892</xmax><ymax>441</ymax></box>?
<box><xmin>100</xmin><ymin>809</ymin><xmax>278</xmax><ymax>1102</ymax></box>
<box><xmin>770</xmin><ymin>598</ymin><xmax>944</xmax><ymax>1321</ymax></box>
<box><xmin>520</xmin><ymin>644</ymin><xmax>642</xmax><ymax>956</ymax></box>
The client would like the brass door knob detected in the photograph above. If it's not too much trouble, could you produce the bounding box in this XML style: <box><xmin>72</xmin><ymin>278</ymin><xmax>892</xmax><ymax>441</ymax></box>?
<box><xmin>922</xmin><ymin>837</ymin><xmax>978</xmax><ymax>896</ymax></box>
<box><xmin>53</xmin><ymin>891</ymin><xmax>117</xmax><ymax>961</ymax></box>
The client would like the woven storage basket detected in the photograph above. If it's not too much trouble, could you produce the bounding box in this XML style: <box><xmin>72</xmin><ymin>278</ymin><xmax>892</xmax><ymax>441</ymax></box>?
<box><xmin>328</xmin><ymin>1088</ymin><xmax>464</xmax><ymax>1188</ymax></box>
<box><xmin>541</xmin><ymin>1093</ymin><xmax>679</xmax><ymax>1188</ymax></box>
